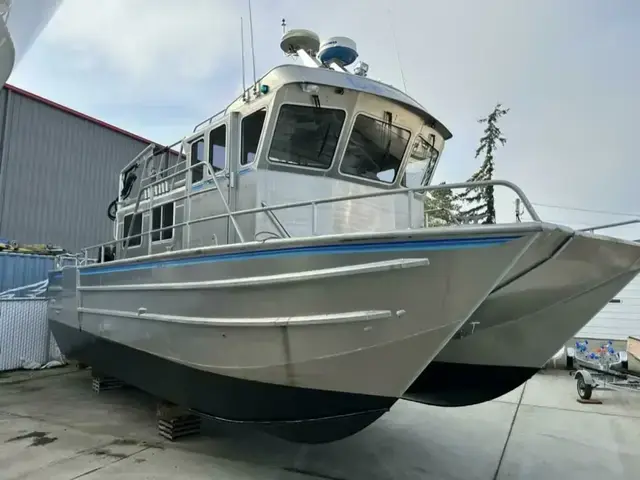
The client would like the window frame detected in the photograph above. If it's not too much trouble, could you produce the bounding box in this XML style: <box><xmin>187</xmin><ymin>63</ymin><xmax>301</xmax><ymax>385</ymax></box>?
<box><xmin>401</xmin><ymin>134</ymin><xmax>441</xmax><ymax>188</ymax></box>
<box><xmin>338</xmin><ymin>111</ymin><xmax>413</xmax><ymax>186</ymax></box>
<box><xmin>189</xmin><ymin>136</ymin><xmax>206</xmax><ymax>184</ymax></box>
<box><xmin>266</xmin><ymin>102</ymin><xmax>348</xmax><ymax>172</ymax></box>
<box><xmin>208</xmin><ymin>122</ymin><xmax>228</xmax><ymax>174</ymax></box>
<box><xmin>150</xmin><ymin>201</ymin><xmax>176</xmax><ymax>244</ymax></box>
<box><xmin>122</xmin><ymin>212</ymin><xmax>143</xmax><ymax>248</ymax></box>
<box><xmin>240</xmin><ymin>107</ymin><xmax>268</xmax><ymax>167</ymax></box>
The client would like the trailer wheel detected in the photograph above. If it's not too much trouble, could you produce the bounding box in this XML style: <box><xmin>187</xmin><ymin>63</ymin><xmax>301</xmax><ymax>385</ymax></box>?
<box><xmin>576</xmin><ymin>373</ymin><xmax>593</xmax><ymax>400</ymax></box>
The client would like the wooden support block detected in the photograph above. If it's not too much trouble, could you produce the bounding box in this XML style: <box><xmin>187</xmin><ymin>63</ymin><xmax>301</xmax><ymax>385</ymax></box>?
<box><xmin>91</xmin><ymin>373</ymin><xmax>125</xmax><ymax>393</ymax></box>
<box><xmin>156</xmin><ymin>401</ymin><xmax>201</xmax><ymax>441</ymax></box>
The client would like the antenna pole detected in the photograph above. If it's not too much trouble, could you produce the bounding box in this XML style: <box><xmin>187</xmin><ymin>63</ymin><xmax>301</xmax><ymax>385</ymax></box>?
<box><xmin>248</xmin><ymin>0</ymin><xmax>258</xmax><ymax>94</ymax></box>
<box><xmin>240</xmin><ymin>17</ymin><xmax>247</xmax><ymax>101</ymax></box>
<box><xmin>281</xmin><ymin>18</ymin><xmax>287</xmax><ymax>35</ymax></box>
<box><xmin>388</xmin><ymin>7</ymin><xmax>407</xmax><ymax>92</ymax></box>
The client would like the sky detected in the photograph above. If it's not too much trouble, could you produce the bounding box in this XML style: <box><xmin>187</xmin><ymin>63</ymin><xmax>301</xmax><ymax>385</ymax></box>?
<box><xmin>8</xmin><ymin>0</ymin><xmax>640</xmax><ymax>239</ymax></box>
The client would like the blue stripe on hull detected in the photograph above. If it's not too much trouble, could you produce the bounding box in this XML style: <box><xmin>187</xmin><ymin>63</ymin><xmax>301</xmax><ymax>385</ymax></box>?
<box><xmin>72</xmin><ymin>235</ymin><xmax>521</xmax><ymax>276</ymax></box>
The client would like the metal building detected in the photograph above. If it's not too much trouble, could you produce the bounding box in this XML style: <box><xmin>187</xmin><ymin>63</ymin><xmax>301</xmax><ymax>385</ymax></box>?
<box><xmin>0</xmin><ymin>84</ymin><xmax>161</xmax><ymax>253</ymax></box>
<box><xmin>577</xmin><ymin>274</ymin><xmax>640</xmax><ymax>341</ymax></box>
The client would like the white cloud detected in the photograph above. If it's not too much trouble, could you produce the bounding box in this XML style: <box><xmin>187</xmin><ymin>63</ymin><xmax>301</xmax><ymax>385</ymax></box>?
<box><xmin>41</xmin><ymin>0</ymin><xmax>245</xmax><ymax>86</ymax></box>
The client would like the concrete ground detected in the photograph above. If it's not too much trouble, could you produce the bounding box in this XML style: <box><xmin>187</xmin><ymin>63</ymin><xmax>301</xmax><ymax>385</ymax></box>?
<box><xmin>1</xmin><ymin>367</ymin><xmax>640</xmax><ymax>479</ymax></box>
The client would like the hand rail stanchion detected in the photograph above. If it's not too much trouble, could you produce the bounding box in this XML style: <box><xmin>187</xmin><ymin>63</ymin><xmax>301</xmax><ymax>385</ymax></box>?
<box><xmin>311</xmin><ymin>203</ymin><xmax>318</xmax><ymax>236</ymax></box>
<box><xmin>148</xmin><ymin>180</ymin><xmax>154</xmax><ymax>255</ymax></box>
<box><xmin>407</xmin><ymin>190</ymin><xmax>413</xmax><ymax>229</ymax></box>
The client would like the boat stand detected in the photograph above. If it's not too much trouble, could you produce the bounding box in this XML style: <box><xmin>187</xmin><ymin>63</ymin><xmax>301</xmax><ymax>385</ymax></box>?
<box><xmin>156</xmin><ymin>401</ymin><xmax>202</xmax><ymax>441</ymax></box>
<box><xmin>91</xmin><ymin>371</ymin><xmax>126</xmax><ymax>393</ymax></box>
<box><xmin>89</xmin><ymin>371</ymin><xmax>202</xmax><ymax>441</ymax></box>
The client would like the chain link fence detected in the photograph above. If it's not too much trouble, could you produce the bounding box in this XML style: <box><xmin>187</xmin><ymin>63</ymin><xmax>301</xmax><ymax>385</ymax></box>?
<box><xmin>0</xmin><ymin>298</ymin><xmax>63</xmax><ymax>371</ymax></box>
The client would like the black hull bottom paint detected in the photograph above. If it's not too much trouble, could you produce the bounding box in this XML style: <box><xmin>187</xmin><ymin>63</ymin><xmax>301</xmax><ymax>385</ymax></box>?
<box><xmin>49</xmin><ymin>320</ymin><xmax>394</xmax><ymax>444</ymax></box>
<box><xmin>402</xmin><ymin>361</ymin><xmax>540</xmax><ymax>407</ymax></box>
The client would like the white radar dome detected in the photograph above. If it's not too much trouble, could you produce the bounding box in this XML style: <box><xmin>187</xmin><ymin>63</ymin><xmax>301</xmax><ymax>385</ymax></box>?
<box><xmin>317</xmin><ymin>36</ymin><xmax>358</xmax><ymax>67</ymax></box>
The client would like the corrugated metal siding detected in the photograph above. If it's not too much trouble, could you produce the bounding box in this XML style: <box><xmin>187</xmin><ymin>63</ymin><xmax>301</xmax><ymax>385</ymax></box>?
<box><xmin>0</xmin><ymin>252</ymin><xmax>54</xmax><ymax>292</ymax></box>
<box><xmin>0</xmin><ymin>87</ymin><xmax>151</xmax><ymax>252</ymax></box>
<box><xmin>577</xmin><ymin>273</ymin><xmax>640</xmax><ymax>340</ymax></box>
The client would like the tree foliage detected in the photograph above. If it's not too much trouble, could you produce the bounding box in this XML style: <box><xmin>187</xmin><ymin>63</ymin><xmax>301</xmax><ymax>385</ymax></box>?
<box><xmin>424</xmin><ymin>182</ymin><xmax>461</xmax><ymax>226</ymax></box>
<box><xmin>457</xmin><ymin>103</ymin><xmax>510</xmax><ymax>224</ymax></box>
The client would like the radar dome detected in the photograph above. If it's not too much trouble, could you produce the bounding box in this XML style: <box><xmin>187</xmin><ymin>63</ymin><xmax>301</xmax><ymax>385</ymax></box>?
<box><xmin>280</xmin><ymin>29</ymin><xmax>321</xmax><ymax>55</ymax></box>
<box><xmin>318</xmin><ymin>36</ymin><xmax>358</xmax><ymax>67</ymax></box>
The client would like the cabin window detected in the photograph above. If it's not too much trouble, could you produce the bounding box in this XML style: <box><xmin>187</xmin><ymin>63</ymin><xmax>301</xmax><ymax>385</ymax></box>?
<box><xmin>269</xmin><ymin>104</ymin><xmax>346</xmax><ymax>169</ymax></box>
<box><xmin>190</xmin><ymin>139</ymin><xmax>205</xmax><ymax>183</ymax></box>
<box><xmin>241</xmin><ymin>109</ymin><xmax>267</xmax><ymax>165</ymax></box>
<box><xmin>209</xmin><ymin>125</ymin><xmax>227</xmax><ymax>172</ymax></box>
<box><xmin>122</xmin><ymin>213</ymin><xmax>142</xmax><ymax>247</ymax></box>
<box><xmin>402</xmin><ymin>135</ymin><xmax>440</xmax><ymax>187</ymax></box>
<box><xmin>340</xmin><ymin>114</ymin><xmax>411</xmax><ymax>183</ymax></box>
<box><xmin>151</xmin><ymin>202</ymin><xmax>174</xmax><ymax>242</ymax></box>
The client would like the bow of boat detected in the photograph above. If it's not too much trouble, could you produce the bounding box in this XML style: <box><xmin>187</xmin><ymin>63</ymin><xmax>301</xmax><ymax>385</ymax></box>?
<box><xmin>404</xmin><ymin>227</ymin><xmax>640</xmax><ymax>407</ymax></box>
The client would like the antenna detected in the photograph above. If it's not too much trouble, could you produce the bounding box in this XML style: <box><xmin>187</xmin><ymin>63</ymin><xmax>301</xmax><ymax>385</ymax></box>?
<box><xmin>248</xmin><ymin>0</ymin><xmax>258</xmax><ymax>94</ymax></box>
<box><xmin>281</xmin><ymin>18</ymin><xmax>287</xmax><ymax>35</ymax></box>
<box><xmin>388</xmin><ymin>6</ymin><xmax>407</xmax><ymax>92</ymax></box>
<box><xmin>240</xmin><ymin>17</ymin><xmax>247</xmax><ymax>101</ymax></box>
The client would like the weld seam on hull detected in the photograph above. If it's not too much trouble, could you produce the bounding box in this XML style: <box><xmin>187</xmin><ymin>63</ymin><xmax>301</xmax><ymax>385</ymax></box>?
<box><xmin>491</xmin><ymin>234</ymin><xmax>574</xmax><ymax>292</ymax></box>
<box><xmin>473</xmin><ymin>268</ymin><xmax>640</xmax><ymax>333</ymax></box>
<box><xmin>448</xmin><ymin>232</ymin><xmax>543</xmax><ymax>344</ymax></box>
<box><xmin>191</xmin><ymin>407</ymin><xmax>391</xmax><ymax>426</ymax></box>
<box><xmin>77</xmin><ymin>306</ymin><xmax>394</xmax><ymax>327</ymax></box>
<box><xmin>77</xmin><ymin>257</ymin><xmax>430</xmax><ymax>292</ymax></box>
<box><xmin>150</xmin><ymin>319</ymin><xmax>465</xmax><ymax>373</ymax></box>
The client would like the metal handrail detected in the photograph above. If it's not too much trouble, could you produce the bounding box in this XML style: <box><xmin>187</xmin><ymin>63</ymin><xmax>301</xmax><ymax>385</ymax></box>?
<box><xmin>119</xmin><ymin>143</ymin><xmax>156</xmax><ymax>180</ymax></box>
<box><xmin>260</xmin><ymin>201</ymin><xmax>291</xmax><ymax>238</ymax></box>
<box><xmin>116</xmin><ymin>148</ymin><xmax>246</xmax><ymax>259</ymax></box>
<box><xmin>193</xmin><ymin>108</ymin><xmax>227</xmax><ymax>133</ymax></box>
<box><xmin>83</xmin><ymin>179</ymin><xmax>541</xmax><ymax>259</ymax></box>
<box><xmin>578</xmin><ymin>219</ymin><xmax>640</xmax><ymax>233</ymax></box>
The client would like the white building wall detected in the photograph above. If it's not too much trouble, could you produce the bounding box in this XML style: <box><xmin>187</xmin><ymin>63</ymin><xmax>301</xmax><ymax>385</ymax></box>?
<box><xmin>576</xmin><ymin>273</ymin><xmax>640</xmax><ymax>340</ymax></box>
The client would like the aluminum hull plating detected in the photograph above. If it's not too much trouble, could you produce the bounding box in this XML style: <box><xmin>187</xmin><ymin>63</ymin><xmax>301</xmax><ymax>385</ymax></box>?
<box><xmin>405</xmin><ymin>231</ymin><xmax>640</xmax><ymax>407</ymax></box>
<box><xmin>48</xmin><ymin>226</ymin><xmax>540</xmax><ymax>442</ymax></box>
<box><xmin>0</xmin><ymin>0</ymin><xmax>63</xmax><ymax>85</ymax></box>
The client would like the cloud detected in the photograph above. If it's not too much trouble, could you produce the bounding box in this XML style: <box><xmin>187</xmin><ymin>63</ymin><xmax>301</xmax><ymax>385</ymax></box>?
<box><xmin>41</xmin><ymin>0</ymin><xmax>244</xmax><ymax>85</ymax></box>
<box><xmin>9</xmin><ymin>0</ymin><xmax>640</xmax><ymax>239</ymax></box>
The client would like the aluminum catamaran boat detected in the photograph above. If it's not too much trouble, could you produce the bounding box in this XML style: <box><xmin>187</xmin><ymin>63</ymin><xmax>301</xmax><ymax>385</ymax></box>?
<box><xmin>47</xmin><ymin>28</ymin><xmax>640</xmax><ymax>443</ymax></box>
<box><xmin>0</xmin><ymin>0</ymin><xmax>63</xmax><ymax>85</ymax></box>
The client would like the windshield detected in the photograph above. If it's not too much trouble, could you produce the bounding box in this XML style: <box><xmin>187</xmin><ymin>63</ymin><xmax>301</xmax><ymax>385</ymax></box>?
<box><xmin>340</xmin><ymin>114</ymin><xmax>411</xmax><ymax>183</ymax></box>
<box><xmin>269</xmin><ymin>104</ymin><xmax>346</xmax><ymax>169</ymax></box>
<box><xmin>402</xmin><ymin>135</ymin><xmax>440</xmax><ymax>187</ymax></box>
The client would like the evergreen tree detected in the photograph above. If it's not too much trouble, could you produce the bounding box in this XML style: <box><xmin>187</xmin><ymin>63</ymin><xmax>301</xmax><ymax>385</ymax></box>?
<box><xmin>424</xmin><ymin>182</ymin><xmax>461</xmax><ymax>226</ymax></box>
<box><xmin>457</xmin><ymin>103</ymin><xmax>509</xmax><ymax>224</ymax></box>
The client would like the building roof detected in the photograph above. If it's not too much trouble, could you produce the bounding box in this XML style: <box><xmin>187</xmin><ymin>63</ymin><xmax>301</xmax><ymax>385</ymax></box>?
<box><xmin>4</xmin><ymin>83</ymin><xmax>155</xmax><ymax>145</ymax></box>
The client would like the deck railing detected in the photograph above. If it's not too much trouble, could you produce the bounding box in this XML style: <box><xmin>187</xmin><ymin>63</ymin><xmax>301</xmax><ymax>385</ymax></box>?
<box><xmin>81</xmin><ymin>151</ymin><xmax>542</xmax><ymax>263</ymax></box>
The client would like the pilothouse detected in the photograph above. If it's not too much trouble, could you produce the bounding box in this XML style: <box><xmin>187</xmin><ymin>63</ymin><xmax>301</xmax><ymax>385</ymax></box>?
<box><xmin>112</xmin><ymin>29</ymin><xmax>450</xmax><ymax>255</ymax></box>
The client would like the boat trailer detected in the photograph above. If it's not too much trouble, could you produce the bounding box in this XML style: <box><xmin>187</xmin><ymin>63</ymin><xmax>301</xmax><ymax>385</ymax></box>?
<box><xmin>572</xmin><ymin>368</ymin><xmax>640</xmax><ymax>401</ymax></box>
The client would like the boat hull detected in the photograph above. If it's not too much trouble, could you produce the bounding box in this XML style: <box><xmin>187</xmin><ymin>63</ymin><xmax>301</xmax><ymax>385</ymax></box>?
<box><xmin>48</xmin><ymin>226</ymin><xmax>540</xmax><ymax>442</ymax></box>
<box><xmin>0</xmin><ymin>0</ymin><xmax>63</xmax><ymax>85</ymax></box>
<box><xmin>49</xmin><ymin>319</ymin><xmax>392</xmax><ymax>443</ymax></box>
<box><xmin>404</xmin><ymin>231</ymin><xmax>640</xmax><ymax>407</ymax></box>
